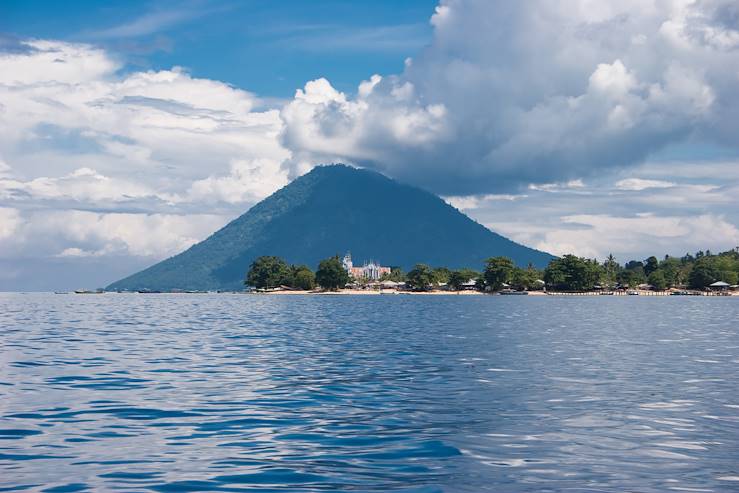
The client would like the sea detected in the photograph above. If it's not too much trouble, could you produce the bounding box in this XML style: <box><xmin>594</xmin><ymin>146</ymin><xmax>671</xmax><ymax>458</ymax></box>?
<box><xmin>1</xmin><ymin>293</ymin><xmax>738</xmax><ymax>492</ymax></box>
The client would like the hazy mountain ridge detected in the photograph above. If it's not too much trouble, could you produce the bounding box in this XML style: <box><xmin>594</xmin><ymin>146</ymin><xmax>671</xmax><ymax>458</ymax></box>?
<box><xmin>108</xmin><ymin>165</ymin><xmax>554</xmax><ymax>291</ymax></box>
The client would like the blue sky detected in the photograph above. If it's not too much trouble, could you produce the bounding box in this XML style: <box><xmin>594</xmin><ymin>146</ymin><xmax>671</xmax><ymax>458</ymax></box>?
<box><xmin>1</xmin><ymin>0</ymin><xmax>436</xmax><ymax>97</ymax></box>
<box><xmin>1</xmin><ymin>0</ymin><xmax>738</xmax><ymax>290</ymax></box>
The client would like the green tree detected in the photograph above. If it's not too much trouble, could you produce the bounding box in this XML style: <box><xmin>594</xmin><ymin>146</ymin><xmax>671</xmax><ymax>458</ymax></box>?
<box><xmin>617</xmin><ymin>268</ymin><xmax>646</xmax><ymax>288</ymax></box>
<box><xmin>544</xmin><ymin>255</ymin><xmax>603</xmax><ymax>291</ymax></box>
<box><xmin>688</xmin><ymin>256</ymin><xmax>726</xmax><ymax>289</ymax></box>
<box><xmin>246</xmin><ymin>256</ymin><xmax>291</xmax><ymax>289</ymax></box>
<box><xmin>432</xmin><ymin>267</ymin><xmax>452</xmax><ymax>284</ymax></box>
<box><xmin>315</xmin><ymin>256</ymin><xmax>350</xmax><ymax>291</ymax></box>
<box><xmin>602</xmin><ymin>254</ymin><xmax>620</xmax><ymax>288</ymax></box>
<box><xmin>380</xmin><ymin>267</ymin><xmax>406</xmax><ymax>282</ymax></box>
<box><xmin>510</xmin><ymin>266</ymin><xmax>539</xmax><ymax>291</ymax></box>
<box><xmin>644</xmin><ymin>256</ymin><xmax>659</xmax><ymax>276</ymax></box>
<box><xmin>407</xmin><ymin>264</ymin><xmax>436</xmax><ymax>291</ymax></box>
<box><xmin>659</xmin><ymin>257</ymin><xmax>683</xmax><ymax>287</ymax></box>
<box><xmin>484</xmin><ymin>257</ymin><xmax>515</xmax><ymax>291</ymax></box>
<box><xmin>448</xmin><ymin>269</ymin><xmax>480</xmax><ymax>290</ymax></box>
<box><xmin>290</xmin><ymin>265</ymin><xmax>316</xmax><ymax>290</ymax></box>
<box><xmin>618</xmin><ymin>260</ymin><xmax>646</xmax><ymax>288</ymax></box>
<box><xmin>648</xmin><ymin>270</ymin><xmax>667</xmax><ymax>290</ymax></box>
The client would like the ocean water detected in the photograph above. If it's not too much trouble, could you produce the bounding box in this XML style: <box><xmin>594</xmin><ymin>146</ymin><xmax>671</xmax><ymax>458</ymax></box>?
<box><xmin>1</xmin><ymin>293</ymin><xmax>738</xmax><ymax>492</ymax></box>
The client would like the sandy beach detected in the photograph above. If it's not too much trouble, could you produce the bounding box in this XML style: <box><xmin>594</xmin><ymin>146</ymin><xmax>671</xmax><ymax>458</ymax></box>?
<box><xmin>253</xmin><ymin>289</ymin><xmax>486</xmax><ymax>296</ymax></box>
<box><xmin>251</xmin><ymin>289</ymin><xmax>735</xmax><ymax>296</ymax></box>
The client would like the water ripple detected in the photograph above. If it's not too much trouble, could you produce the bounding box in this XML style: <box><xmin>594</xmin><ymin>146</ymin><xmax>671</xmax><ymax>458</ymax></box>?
<box><xmin>1</xmin><ymin>293</ymin><xmax>738</xmax><ymax>492</ymax></box>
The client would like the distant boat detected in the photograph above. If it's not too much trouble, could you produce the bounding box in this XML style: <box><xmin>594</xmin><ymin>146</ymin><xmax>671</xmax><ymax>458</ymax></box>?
<box><xmin>54</xmin><ymin>291</ymin><xmax>68</xmax><ymax>294</ymax></box>
<box><xmin>74</xmin><ymin>289</ymin><xmax>104</xmax><ymax>294</ymax></box>
<box><xmin>627</xmin><ymin>290</ymin><xmax>639</xmax><ymax>295</ymax></box>
<box><xmin>500</xmin><ymin>289</ymin><xmax>528</xmax><ymax>295</ymax></box>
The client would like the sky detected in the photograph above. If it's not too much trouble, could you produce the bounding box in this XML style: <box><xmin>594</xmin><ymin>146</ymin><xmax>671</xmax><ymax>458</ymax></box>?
<box><xmin>1</xmin><ymin>0</ymin><xmax>739</xmax><ymax>290</ymax></box>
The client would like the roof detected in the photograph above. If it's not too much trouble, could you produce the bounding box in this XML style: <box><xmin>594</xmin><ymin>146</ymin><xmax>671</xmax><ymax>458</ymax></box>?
<box><xmin>709</xmin><ymin>281</ymin><xmax>730</xmax><ymax>287</ymax></box>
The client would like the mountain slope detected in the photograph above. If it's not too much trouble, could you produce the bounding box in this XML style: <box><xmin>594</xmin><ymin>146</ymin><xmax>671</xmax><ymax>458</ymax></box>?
<box><xmin>108</xmin><ymin>165</ymin><xmax>554</xmax><ymax>291</ymax></box>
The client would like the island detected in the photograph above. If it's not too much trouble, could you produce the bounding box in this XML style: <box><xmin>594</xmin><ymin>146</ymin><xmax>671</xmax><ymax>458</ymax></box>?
<box><xmin>244</xmin><ymin>248</ymin><xmax>739</xmax><ymax>296</ymax></box>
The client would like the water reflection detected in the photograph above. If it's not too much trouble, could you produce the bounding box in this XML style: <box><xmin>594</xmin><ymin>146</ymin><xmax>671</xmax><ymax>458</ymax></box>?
<box><xmin>1</xmin><ymin>293</ymin><xmax>738</xmax><ymax>492</ymax></box>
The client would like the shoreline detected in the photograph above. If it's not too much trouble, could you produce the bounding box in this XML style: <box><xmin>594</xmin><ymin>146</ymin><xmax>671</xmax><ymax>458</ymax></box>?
<box><xmin>250</xmin><ymin>289</ymin><xmax>736</xmax><ymax>297</ymax></box>
<box><xmin>32</xmin><ymin>289</ymin><xmax>736</xmax><ymax>297</ymax></box>
<box><xmin>253</xmin><ymin>289</ymin><xmax>489</xmax><ymax>296</ymax></box>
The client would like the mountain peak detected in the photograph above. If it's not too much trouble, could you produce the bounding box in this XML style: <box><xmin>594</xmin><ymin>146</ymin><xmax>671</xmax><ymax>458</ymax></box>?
<box><xmin>108</xmin><ymin>165</ymin><xmax>553</xmax><ymax>291</ymax></box>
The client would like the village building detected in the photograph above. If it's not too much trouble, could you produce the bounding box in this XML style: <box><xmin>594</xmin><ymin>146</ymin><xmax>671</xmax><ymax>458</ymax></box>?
<box><xmin>708</xmin><ymin>280</ymin><xmax>730</xmax><ymax>292</ymax></box>
<box><xmin>342</xmin><ymin>252</ymin><xmax>391</xmax><ymax>281</ymax></box>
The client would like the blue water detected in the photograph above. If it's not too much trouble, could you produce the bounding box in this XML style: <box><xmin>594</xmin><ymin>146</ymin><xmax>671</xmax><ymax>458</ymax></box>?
<box><xmin>1</xmin><ymin>293</ymin><xmax>738</xmax><ymax>492</ymax></box>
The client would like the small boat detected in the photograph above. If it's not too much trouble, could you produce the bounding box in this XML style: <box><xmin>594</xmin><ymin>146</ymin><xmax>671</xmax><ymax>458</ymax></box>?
<box><xmin>627</xmin><ymin>290</ymin><xmax>639</xmax><ymax>295</ymax></box>
<box><xmin>499</xmin><ymin>289</ymin><xmax>528</xmax><ymax>295</ymax></box>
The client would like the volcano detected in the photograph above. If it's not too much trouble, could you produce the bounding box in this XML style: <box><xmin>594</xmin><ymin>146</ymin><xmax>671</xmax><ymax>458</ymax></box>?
<box><xmin>108</xmin><ymin>164</ymin><xmax>554</xmax><ymax>291</ymax></box>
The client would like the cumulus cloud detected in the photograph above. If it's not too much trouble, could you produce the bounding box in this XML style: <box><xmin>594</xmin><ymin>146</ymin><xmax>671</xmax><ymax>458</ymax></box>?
<box><xmin>0</xmin><ymin>39</ymin><xmax>289</xmax><ymax>210</ymax></box>
<box><xmin>536</xmin><ymin>213</ymin><xmax>739</xmax><ymax>259</ymax></box>
<box><xmin>614</xmin><ymin>178</ymin><xmax>676</xmax><ymax>191</ymax></box>
<box><xmin>0</xmin><ymin>208</ymin><xmax>221</xmax><ymax>259</ymax></box>
<box><xmin>452</xmin><ymin>159</ymin><xmax>739</xmax><ymax>261</ymax></box>
<box><xmin>0</xmin><ymin>207</ymin><xmax>21</xmax><ymax>242</ymax></box>
<box><xmin>281</xmin><ymin>0</ymin><xmax>739</xmax><ymax>194</ymax></box>
<box><xmin>0</xmin><ymin>38</ymin><xmax>293</xmax><ymax>287</ymax></box>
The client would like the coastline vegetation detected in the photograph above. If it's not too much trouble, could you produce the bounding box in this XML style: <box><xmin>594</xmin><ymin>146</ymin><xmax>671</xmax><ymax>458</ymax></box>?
<box><xmin>245</xmin><ymin>248</ymin><xmax>739</xmax><ymax>293</ymax></box>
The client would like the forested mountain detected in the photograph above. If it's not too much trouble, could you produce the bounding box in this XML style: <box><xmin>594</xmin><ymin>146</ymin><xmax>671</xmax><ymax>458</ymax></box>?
<box><xmin>108</xmin><ymin>165</ymin><xmax>554</xmax><ymax>291</ymax></box>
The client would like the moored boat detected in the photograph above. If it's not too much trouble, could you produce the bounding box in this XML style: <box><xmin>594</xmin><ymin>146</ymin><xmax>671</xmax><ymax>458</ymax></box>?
<box><xmin>499</xmin><ymin>289</ymin><xmax>528</xmax><ymax>295</ymax></box>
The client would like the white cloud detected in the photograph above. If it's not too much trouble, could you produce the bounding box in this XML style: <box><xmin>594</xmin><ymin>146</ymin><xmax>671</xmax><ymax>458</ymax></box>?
<box><xmin>445</xmin><ymin>193</ymin><xmax>527</xmax><ymax>210</ymax></box>
<box><xmin>0</xmin><ymin>39</ymin><xmax>117</xmax><ymax>85</ymax></box>
<box><xmin>614</xmin><ymin>178</ymin><xmax>676</xmax><ymax>191</ymax></box>
<box><xmin>87</xmin><ymin>8</ymin><xmax>202</xmax><ymax>39</ymax></box>
<box><xmin>0</xmin><ymin>207</ymin><xmax>21</xmax><ymax>242</ymax></box>
<box><xmin>281</xmin><ymin>76</ymin><xmax>449</xmax><ymax>175</ymax></box>
<box><xmin>0</xmin><ymin>39</ymin><xmax>289</xmax><ymax>211</ymax></box>
<box><xmin>279</xmin><ymin>0</ymin><xmax>739</xmax><ymax>194</ymax></box>
<box><xmin>534</xmin><ymin>213</ymin><xmax>739</xmax><ymax>260</ymax></box>
<box><xmin>0</xmin><ymin>209</ymin><xmax>223</xmax><ymax>260</ymax></box>
<box><xmin>463</xmin><ymin>157</ymin><xmax>739</xmax><ymax>262</ymax></box>
<box><xmin>0</xmin><ymin>38</ymin><xmax>293</xmax><ymax>289</ymax></box>
<box><xmin>188</xmin><ymin>158</ymin><xmax>288</xmax><ymax>204</ymax></box>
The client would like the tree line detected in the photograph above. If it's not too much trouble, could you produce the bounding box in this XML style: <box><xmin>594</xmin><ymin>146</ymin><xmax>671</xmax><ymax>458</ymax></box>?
<box><xmin>246</xmin><ymin>248</ymin><xmax>739</xmax><ymax>292</ymax></box>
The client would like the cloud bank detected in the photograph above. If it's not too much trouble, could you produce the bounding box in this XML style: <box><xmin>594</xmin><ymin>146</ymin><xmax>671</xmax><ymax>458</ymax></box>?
<box><xmin>0</xmin><ymin>39</ymin><xmax>288</xmax><ymax>288</ymax></box>
<box><xmin>282</xmin><ymin>0</ymin><xmax>739</xmax><ymax>193</ymax></box>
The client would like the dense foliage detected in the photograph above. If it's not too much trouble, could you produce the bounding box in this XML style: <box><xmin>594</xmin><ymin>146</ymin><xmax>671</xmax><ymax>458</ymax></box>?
<box><xmin>245</xmin><ymin>256</ymin><xmax>291</xmax><ymax>289</ymax></box>
<box><xmin>244</xmin><ymin>248</ymin><xmax>738</xmax><ymax>293</ymax></box>
<box><xmin>290</xmin><ymin>265</ymin><xmax>316</xmax><ymax>290</ymax></box>
<box><xmin>406</xmin><ymin>264</ymin><xmax>436</xmax><ymax>291</ymax></box>
<box><xmin>542</xmin><ymin>248</ymin><xmax>739</xmax><ymax>291</ymax></box>
<box><xmin>315</xmin><ymin>256</ymin><xmax>350</xmax><ymax>291</ymax></box>
<box><xmin>246</xmin><ymin>257</ymin><xmax>317</xmax><ymax>290</ymax></box>
<box><xmin>448</xmin><ymin>268</ymin><xmax>481</xmax><ymax>290</ymax></box>
<box><xmin>483</xmin><ymin>257</ymin><xmax>516</xmax><ymax>290</ymax></box>
<box><xmin>379</xmin><ymin>267</ymin><xmax>406</xmax><ymax>282</ymax></box>
<box><xmin>544</xmin><ymin>255</ymin><xmax>602</xmax><ymax>291</ymax></box>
